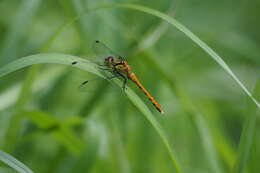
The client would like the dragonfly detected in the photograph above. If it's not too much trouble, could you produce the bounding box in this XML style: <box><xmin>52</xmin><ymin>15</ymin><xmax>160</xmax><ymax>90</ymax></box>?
<box><xmin>72</xmin><ymin>40</ymin><xmax>164</xmax><ymax>114</ymax></box>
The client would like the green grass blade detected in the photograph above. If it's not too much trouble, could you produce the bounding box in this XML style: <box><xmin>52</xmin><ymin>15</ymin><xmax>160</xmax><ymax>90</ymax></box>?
<box><xmin>91</xmin><ymin>3</ymin><xmax>260</xmax><ymax>109</ymax></box>
<box><xmin>0</xmin><ymin>150</ymin><xmax>34</xmax><ymax>173</ymax></box>
<box><xmin>232</xmin><ymin>80</ymin><xmax>260</xmax><ymax>173</ymax></box>
<box><xmin>0</xmin><ymin>53</ymin><xmax>101</xmax><ymax>79</ymax></box>
<box><xmin>0</xmin><ymin>53</ymin><xmax>182</xmax><ymax>173</ymax></box>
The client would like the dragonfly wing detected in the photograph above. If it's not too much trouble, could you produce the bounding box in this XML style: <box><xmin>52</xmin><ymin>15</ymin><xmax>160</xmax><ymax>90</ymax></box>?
<box><xmin>78</xmin><ymin>77</ymin><xmax>108</xmax><ymax>92</ymax></box>
<box><xmin>77</xmin><ymin>76</ymin><xmax>125</xmax><ymax>95</ymax></box>
<box><xmin>92</xmin><ymin>40</ymin><xmax>125</xmax><ymax>61</ymax></box>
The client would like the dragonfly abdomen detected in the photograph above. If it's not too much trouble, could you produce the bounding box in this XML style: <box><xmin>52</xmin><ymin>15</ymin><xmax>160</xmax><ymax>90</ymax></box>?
<box><xmin>128</xmin><ymin>72</ymin><xmax>164</xmax><ymax>114</ymax></box>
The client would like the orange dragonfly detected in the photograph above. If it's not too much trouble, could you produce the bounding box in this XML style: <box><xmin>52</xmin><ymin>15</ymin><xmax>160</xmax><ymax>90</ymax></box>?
<box><xmin>72</xmin><ymin>40</ymin><xmax>164</xmax><ymax>114</ymax></box>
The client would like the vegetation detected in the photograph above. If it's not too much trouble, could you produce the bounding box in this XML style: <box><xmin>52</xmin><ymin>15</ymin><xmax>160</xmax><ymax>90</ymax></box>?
<box><xmin>0</xmin><ymin>0</ymin><xmax>259</xmax><ymax>173</ymax></box>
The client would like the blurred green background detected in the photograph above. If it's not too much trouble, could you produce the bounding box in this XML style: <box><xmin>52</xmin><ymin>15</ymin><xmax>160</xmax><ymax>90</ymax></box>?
<box><xmin>0</xmin><ymin>0</ymin><xmax>259</xmax><ymax>173</ymax></box>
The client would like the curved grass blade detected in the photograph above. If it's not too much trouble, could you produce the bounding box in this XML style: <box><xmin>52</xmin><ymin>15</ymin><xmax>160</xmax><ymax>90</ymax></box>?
<box><xmin>0</xmin><ymin>53</ymin><xmax>102</xmax><ymax>79</ymax></box>
<box><xmin>0</xmin><ymin>53</ymin><xmax>182</xmax><ymax>173</ymax></box>
<box><xmin>89</xmin><ymin>3</ymin><xmax>260</xmax><ymax>109</ymax></box>
<box><xmin>0</xmin><ymin>150</ymin><xmax>34</xmax><ymax>173</ymax></box>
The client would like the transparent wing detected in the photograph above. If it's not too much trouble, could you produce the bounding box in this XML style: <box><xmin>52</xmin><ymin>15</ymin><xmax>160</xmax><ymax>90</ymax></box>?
<box><xmin>72</xmin><ymin>40</ymin><xmax>126</xmax><ymax>66</ymax></box>
<box><xmin>78</xmin><ymin>77</ymin><xmax>110</xmax><ymax>92</ymax></box>
<box><xmin>92</xmin><ymin>40</ymin><xmax>126</xmax><ymax>61</ymax></box>
<box><xmin>77</xmin><ymin>76</ymin><xmax>126</xmax><ymax>95</ymax></box>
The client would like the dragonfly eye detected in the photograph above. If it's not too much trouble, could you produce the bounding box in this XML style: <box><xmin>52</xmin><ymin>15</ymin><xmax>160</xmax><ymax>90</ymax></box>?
<box><xmin>105</xmin><ymin>56</ymin><xmax>114</xmax><ymax>63</ymax></box>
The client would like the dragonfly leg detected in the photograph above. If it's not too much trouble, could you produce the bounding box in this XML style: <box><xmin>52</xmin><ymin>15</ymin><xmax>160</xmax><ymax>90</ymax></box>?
<box><xmin>98</xmin><ymin>66</ymin><xmax>111</xmax><ymax>71</ymax></box>
<box><xmin>116</xmin><ymin>72</ymin><xmax>127</xmax><ymax>91</ymax></box>
<box><xmin>122</xmin><ymin>78</ymin><xmax>128</xmax><ymax>91</ymax></box>
<box><xmin>106</xmin><ymin>75</ymin><xmax>117</xmax><ymax>80</ymax></box>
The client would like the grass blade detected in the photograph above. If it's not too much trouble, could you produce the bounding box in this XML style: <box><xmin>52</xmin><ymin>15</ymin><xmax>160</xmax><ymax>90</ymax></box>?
<box><xmin>0</xmin><ymin>53</ymin><xmax>101</xmax><ymax>79</ymax></box>
<box><xmin>0</xmin><ymin>150</ymin><xmax>34</xmax><ymax>173</ymax></box>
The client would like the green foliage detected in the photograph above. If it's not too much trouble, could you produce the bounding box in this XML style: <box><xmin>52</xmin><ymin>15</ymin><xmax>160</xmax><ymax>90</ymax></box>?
<box><xmin>0</xmin><ymin>0</ymin><xmax>259</xmax><ymax>173</ymax></box>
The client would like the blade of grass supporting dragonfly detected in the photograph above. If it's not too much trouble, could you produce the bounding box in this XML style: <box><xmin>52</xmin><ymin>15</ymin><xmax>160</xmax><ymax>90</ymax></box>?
<box><xmin>0</xmin><ymin>150</ymin><xmax>34</xmax><ymax>173</ymax></box>
<box><xmin>0</xmin><ymin>53</ymin><xmax>102</xmax><ymax>79</ymax></box>
<box><xmin>0</xmin><ymin>53</ymin><xmax>183</xmax><ymax>173</ymax></box>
